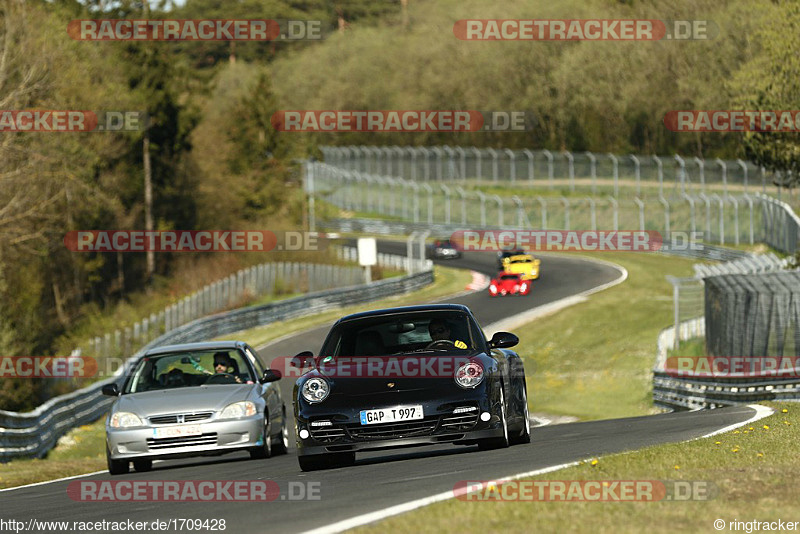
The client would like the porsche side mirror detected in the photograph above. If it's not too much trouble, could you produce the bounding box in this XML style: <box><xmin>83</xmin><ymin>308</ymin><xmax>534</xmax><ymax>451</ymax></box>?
<box><xmin>291</xmin><ymin>351</ymin><xmax>315</xmax><ymax>368</ymax></box>
<box><xmin>488</xmin><ymin>331</ymin><xmax>519</xmax><ymax>349</ymax></box>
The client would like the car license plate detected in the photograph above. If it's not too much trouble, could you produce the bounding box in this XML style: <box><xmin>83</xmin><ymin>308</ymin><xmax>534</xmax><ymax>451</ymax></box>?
<box><xmin>153</xmin><ymin>425</ymin><xmax>202</xmax><ymax>439</ymax></box>
<box><xmin>360</xmin><ymin>405</ymin><xmax>423</xmax><ymax>425</ymax></box>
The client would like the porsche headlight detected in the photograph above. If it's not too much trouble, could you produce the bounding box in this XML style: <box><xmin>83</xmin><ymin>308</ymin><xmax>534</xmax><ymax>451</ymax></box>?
<box><xmin>109</xmin><ymin>412</ymin><xmax>143</xmax><ymax>428</ymax></box>
<box><xmin>455</xmin><ymin>362</ymin><xmax>484</xmax><ymax>389</ymax></box>
<box><xmin>302</xmin><ymin>377</ymin><xmax>330</xmax><ymax>403</ymax></box>
<box><xmin>220</xmin><ymin>401</ymin><xmax>257</xmax><ymax>419</ymax></box>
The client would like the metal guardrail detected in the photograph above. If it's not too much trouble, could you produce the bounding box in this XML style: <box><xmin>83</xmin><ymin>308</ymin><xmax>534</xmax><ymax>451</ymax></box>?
<box><xmin>0</xmin><ymin>257</ymin><xmax>433</xmax><ymax>461</ymax></box>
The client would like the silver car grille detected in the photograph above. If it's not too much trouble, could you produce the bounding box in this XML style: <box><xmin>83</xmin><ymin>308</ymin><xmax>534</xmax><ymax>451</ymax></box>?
<box><xmin>149</xmin><ymin>412</ymin><xmax>214</xmax><ymax>425</ymax></box>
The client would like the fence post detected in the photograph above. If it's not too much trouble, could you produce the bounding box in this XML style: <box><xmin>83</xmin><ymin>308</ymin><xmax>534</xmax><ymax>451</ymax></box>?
<box><xmin>716</xmin><ymin>159</ymin><xmax>728</xmax><ymax>197</ymax></box>
<box><xmin>653</xmin><ymin>156</ymin><xmax>664</xmax><ymax>198</ymax></box>
<box><xmin>681</xmin><ymin>192</ymin><xmax>696</xmax><ymax>236</ymax></box>
<box><xmin>512</xmin><ymin>196</ymin><xmax>525</xmax><ymax>228</ymax></box>
<box><xmin>422</xmin><ymin>183</ymin><xmax>434</xmax><ymax>224</ymax></box>
<box><xmin>564</xmin><ymin>151</ymin><xmax>575</xmax><ymax>192</ymax></box>
<box><xmin>630</xmin><ymin>155</ymin><xmax>641</xmax><ymax>197</ymax></box>
<box><xmin>493</xmin><ymin>195</ymin><xmax>504</xmax><ymax>226</ymax></box>
<box><xmin>608</xmin><ymin>196</ymin><xmax>619</xmax><ymax>231</ymax></box>
<box><xmin>634</xmin><ymin>197</ymin><xmax>645</xmax><ymax>232</ymax></box>
<box><xmin>505</xmin><ymin>149</ymin><xmax>516</xmax><ymax>183</ymax></box>
<box><xmin>535</xmin><ymin>196</ymin><xmax>547</xmax><ymax>229</ymax></box>
<box><xmin>659</xmin><ymin>196</ymin><xmax>670</xmax><ymax>240</ymax></box>
<box><xmin>471</xmin><ymin>147</ymin><xmax>482</xmax><ymax>180</ymax></box>
<box><xmin>542</xmin><ymin>149</ymin><xmax>554</xmax><ymax>189</ymax></box>
<box><xmin>712</xmin><ymin>194</ymin><xmax>725</xmax><ymax>244</ymax></box>
<box><xmin>585</xmin><ymin>197</ymin><xmax>597</xmax><ymax>231</ymax></box>
<box><xmin>561</xmin><ymin>197</ymin><xmax>570</xmax><ymax>230</ymax></box>
<box><xmin>586</xmin><ymin>152</ymin><xmax>597</xmax><ymax>194</ymax></box>
<box><xmin>698</xmin><ymin>193</ymin><xmax>712</xmax><ymax>240</ymax></box>
<box><xmin>730</xmin><ymin>196</ymin><xmax>740</xmax><ymax>245</ymax></box>
<box><xmin>675</xmin><ymin>155</ymin><xmax>686</xmax><ymax>196</ymax></box>
<box><xmin>608</xmin><ymin>153</ymin><xmax>618</xmax><ymax>197</ymax></box>
<box><xmin>523</xmin><ymin>149</ymin><xmax>534</xmax><ymax>183</ymax></box>
<box><xmin>456</xmin><ymin>186</ymin><xmax>468</xmax><ymax>224</ymax></box>
<box><xmin>694</xmin><ymin>157</ymin><xmax>705</xmax><ymax>193</ymax></box>
<box><xmin>737</xmin><ymin>159</ymin><xmax>748</xmax><ymax>194</ymax></box>
<box><xmin>441</xmin><ymin>184</ymin><xmax>451</xmax><ymax>224</ymax></box>
<box><xmin>488</xmin><ymin>148</ymin><xmax>499</xmax><ymax>182</ymax></box>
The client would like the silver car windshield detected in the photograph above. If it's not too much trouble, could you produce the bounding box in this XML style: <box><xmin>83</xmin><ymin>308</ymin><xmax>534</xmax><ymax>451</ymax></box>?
<box><xmin>124</xmin><ymin>350</ymin><xmax>253</xmax><ymax>393</ymax></box>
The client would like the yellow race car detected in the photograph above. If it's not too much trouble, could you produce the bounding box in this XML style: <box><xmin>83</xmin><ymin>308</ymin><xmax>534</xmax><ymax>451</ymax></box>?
<box><xmin>501</xmin><ymin>254</ymin><xmax>541</xmax><ymax>280</ymax></box>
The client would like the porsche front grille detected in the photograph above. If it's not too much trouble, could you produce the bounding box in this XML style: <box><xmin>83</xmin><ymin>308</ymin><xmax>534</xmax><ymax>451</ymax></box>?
<box><xmin>440</xmin><ymin>412</ymin><xmax>479</xmax><ymax>431</ymax></box>
<box><xmin>347</xmin><ymin>418</ymin><xmax>438</xmax><ymax>440</ymax></box>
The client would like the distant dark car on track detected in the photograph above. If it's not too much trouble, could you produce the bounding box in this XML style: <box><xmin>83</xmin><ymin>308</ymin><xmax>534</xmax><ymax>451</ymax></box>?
<box><xmin>290</xmin><ymin>304</ymin><xmax>530</xmax><ymax>471</ymax></box>
<box><xmin>496</xmin><ymin>249</ymin><xmax>526</xmax><ymax>269</ymax></box>
<box><xmin>428</xmin><ymin>239</ymin><xmax>462</xmax><ymax>259</ymax></box>
<box><xmin>489</xmin><ymin>272</ymin><xmax>531</xmax><ymax>296</ymax></box>
<box><xmin>103</xmin><ymin>341</ymin><xmax>287</xmax><ymax>475</ymax></box>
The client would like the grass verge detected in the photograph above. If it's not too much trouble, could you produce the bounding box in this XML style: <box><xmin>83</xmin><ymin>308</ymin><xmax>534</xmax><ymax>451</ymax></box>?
<box><xmin>216</xmin><ymin>263</ymin><xmax>473</xmax><ymax>349</ymax></box>
<box><xmin>517</xmin><ymin>252</ymin><xmax>696</xmax><ymax>421</ymax></box>
<box><xmin>353</xmin><ymin>402</ymin><xmax>795</xmax><ymax>534</ymax></box>
<box><xmin>0</xmin><ymin>264</ymin><xmax>472</xmax><ymax>489</ymax></box>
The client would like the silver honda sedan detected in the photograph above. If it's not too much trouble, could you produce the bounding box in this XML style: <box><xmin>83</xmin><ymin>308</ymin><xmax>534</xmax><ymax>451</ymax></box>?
<box><xmin>103</xmin><ymin>341</ymin><xmax>287</xmax><ymax>475</ymax></box>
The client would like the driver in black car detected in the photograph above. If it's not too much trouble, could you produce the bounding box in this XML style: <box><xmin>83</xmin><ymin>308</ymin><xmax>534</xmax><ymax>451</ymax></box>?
<box><xmin>213</xmin><ymin>352</ymin><xmax>243</xmax><ymax>383</ymax></box>
<box><xmin>427</xmin><ymin>319</ymin><xmax>468</xmax><ymax>349</ymax></box>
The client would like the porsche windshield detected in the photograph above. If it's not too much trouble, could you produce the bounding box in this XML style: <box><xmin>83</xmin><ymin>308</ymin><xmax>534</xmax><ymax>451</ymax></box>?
<box><xmin>124</xmin><ymin>350</ymin><xmax>253</xmax><ymax>393</ymax></box>
<box><xmin>321</xmin><ymin>313</ymin><xmax>480</xmax><ymax>357</ymax></box>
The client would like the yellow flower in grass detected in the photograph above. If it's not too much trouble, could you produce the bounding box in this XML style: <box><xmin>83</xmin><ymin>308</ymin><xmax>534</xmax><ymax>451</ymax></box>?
<box><xmin>733</xmin><ymin>430</ymin><xmax>740</xmax><ymax>434</ymax></box>
<box><xmin>731</xmin><ymin>448</ymin><xmax>740</xmax><ymax>453</ymax></box>
<box><xmin>590</xmin><ymin>459</ymin><xmax>599</xmax><ymax>467</ymax></box>
<box><xmin>748</xmin><ymin>427</ymin><xmax>754</xmax><ymax>431</ymax></box>
<box><xmin>763</xmin><ymin>425</ymin><xmax>770</xmax><ymax>430</ymax></box>
<box><xmin>782</xmin><ymin>409</ymin><xmax>788</xmax><ymax>413</ymax></box>
<box><xmin>784</xmin><ymin>421</ymin><xmax>791</xmax><ymax>426</ymax></box>
<box><xmin>714</xmin><ymin>441</ymin><xmax>721</xmax><ymax>445</ymax></box>
<box><xmin>673</xmin><ymin>465</ymin><xmax>680</xmax><ymax>470</ymax></box>
<box><xmin>756</xmin><ymin>453</ymin><xmax>764</xmax><ymax>458</ymax></box>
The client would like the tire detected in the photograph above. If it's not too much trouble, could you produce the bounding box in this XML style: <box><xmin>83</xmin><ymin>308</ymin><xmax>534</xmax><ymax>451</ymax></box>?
<box><xmin>133</xmin><ymin>459</ymin><xmax>153</xmax><ymax>472</ymax></box>
<box><xmin>478</xmin><ymin>385</ymin><xmax>510</xmax><ymax>451</ymax></box>
<box><xmin>106</xmin><ymin>447</ymin><xmax>129</xmax><ymax>476</ymax></box>
<box><xmin>250</xmin><ymin>416</ymin><xmax>273</xmax><ymax>459</ymax></box>
<box><xmin>272</xmin><ymin>412</ymin><xmax>289</xmax><ymax>456</ymax></box>
<box><xmin>510</xmin><ymin>378</ymin><xmax>531</xmax><ymax>445</ymax></box>
<box><xmin>298</xmin><ymin>452</ymin><xmax>355</xmax><ymax>472</ymax></box>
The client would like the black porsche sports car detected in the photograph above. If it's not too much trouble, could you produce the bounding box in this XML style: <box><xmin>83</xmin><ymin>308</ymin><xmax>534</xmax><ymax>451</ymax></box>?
<box><xmin>290</xmin><ymin>304</ymin><xmax>530</xmax><ymax>471</ymax></box>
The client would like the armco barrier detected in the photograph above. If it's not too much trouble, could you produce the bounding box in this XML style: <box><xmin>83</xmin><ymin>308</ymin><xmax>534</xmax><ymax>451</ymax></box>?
<box><xmin>0</xmin><ymin>265</ymin><xmax>433</xmax><ymax>461</ymax></box>
<box><xmin>652</xmin><ymin>317</ymin><xmax>800</xmax><ymax>410</ymax></box>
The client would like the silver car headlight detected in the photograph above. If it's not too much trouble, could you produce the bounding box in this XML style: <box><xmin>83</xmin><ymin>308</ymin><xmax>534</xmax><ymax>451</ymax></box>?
<box><xmin>302</xmin><ymin>377</ymin><xmax>330</xmax><ymax>403</ymax></box>
<box><xmin>220</xmin><ymin>401</ymin><xmax>257</xmax><ymax>419</ymax></box>
<box><xmin>109</xmin><ymin>412</ymin><xmax>143</xmax><ymax>428</ymax></box>
<box><xmin>455</xmin><ymin>362</ymin><xmax>484</xmax><ymax>389</ymax></box>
